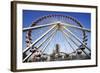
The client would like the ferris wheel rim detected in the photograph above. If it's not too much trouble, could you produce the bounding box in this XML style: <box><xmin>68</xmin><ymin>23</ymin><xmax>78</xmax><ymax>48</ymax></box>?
<box><xmin>31</xmin><ymin>14</ymin><xmax>83</xmax><ymax>27</ymax></box>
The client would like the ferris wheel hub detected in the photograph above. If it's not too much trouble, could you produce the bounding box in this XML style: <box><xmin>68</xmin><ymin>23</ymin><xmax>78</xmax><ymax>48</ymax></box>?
<box><xmin>55</xmin><ymin>21</ymin><xmax>62</xmax><ymax>30</ymax></box>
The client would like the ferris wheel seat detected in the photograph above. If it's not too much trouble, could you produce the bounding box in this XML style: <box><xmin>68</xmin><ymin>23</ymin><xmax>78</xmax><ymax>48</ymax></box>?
<box><xmin>77</xmin><ymin>50</ymin><xmax>82</xmax><ymax>54</ymax></box>
<box><xmin>80</xmin><ymin>47</ymin><xmax>85</xmax><ymax>50</ymax></box>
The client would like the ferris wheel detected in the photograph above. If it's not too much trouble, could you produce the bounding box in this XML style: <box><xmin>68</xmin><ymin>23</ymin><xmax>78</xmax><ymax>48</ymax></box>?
<box><xmin>22</xmin><ymin>14</ymin><xmax>91</xmax><ymax>62</ymax></box>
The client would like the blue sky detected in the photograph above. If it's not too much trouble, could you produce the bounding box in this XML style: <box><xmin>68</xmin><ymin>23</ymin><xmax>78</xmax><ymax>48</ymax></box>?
<box><xmin>23</xmin><ymin>10</ymin><xmax>91</xmax><ymax>28</ymax></box>
<box><xmin>23</xmin><ymin>10</ymin><xmax>91</xmax><ymax>54</ymax></box>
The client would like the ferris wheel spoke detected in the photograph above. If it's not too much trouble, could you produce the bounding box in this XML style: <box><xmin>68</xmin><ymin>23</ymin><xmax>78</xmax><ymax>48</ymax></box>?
<box><xmin>23</xmin><ymin>28</ymin><xmax>58</xmax><ymax>62</ymax></box>
<box><xmin>81</xmin><ymin>49</ymin><xmax>91</xmax><ymax>58</ymax></box>
<box><xmin>61</xmin><ymin>29</ymin><xmax>79</xmax><ymax>50</ymax></box>
<box><xmin>23</xmin><ymin>28</ymin><xmax>58</xmax><ymax>61</ymax></box>
<box><xmin>42</xmin><ymin>30</ymin><xmax>57</xmax><ymax>54</ymax></box>
<box><xmin>23</xmin><ymin>25</ymin><xmax>57</xmax><ymax>53</ymax></box>
<box><xmin>61</xmin><ymin>29</ymin><xmax>76</xmax><ymax>52</ymax></box>
<box><xmin>61</xmin><ymin>29</ymin><xmax>79</xmax><ymax>47</ymax></box>
<box><xmin>62</xmin><ymin>26</ymin><xmax>91</xmax><ymax>52</ymax></box>
<box><xmin>61</xmin><ymin>29</ymin><xmax>90</xmax><ymax>58</ymax></box>
<box><xmin>62</xmin><ymin>23</ymin><xmax>91</xmax><ymax>32</ymax></box>
<box><xmin>23</xmin><ymin>52</ymin><xmax>32</xmax><ymax>62</ymax></box>
<box><xmin>23</xmin><ymin>22</ymin><xmax>56</xmax><ymax>32</ymax></box>
<box><xmin>37</xmin><ymin>27</ymin><xmax>57</xmax><ymax>48</ymax></box>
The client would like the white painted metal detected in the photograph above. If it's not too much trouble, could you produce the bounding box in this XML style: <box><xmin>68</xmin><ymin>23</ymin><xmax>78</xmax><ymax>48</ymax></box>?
<box><xmin>61</xmin><ymin>29</ymin><xmax>79</xmax><ymax>47</ymax></box>
<box><xmin>61</xmin><ymin>29</ymin><xmax>76</xmax><ymax>52</ymax></box>
<box><xmin>37</xmin><ymin>27</ymin><xmax>57</xmax><ymax>48</ymax></box>
<box><xmin>63</xmin><ymin>26</ymin><xmax>91</xmax><ymax>51</ymax></box>
<box><xmin>23</xmin><ymin>22</ymin><xmax>56</xmax><ymax>31</ymax></box>
<box><xmin>23</xmin><ymin>25</ymin><xmax>57</xmax><ymax>53</ymax></box>
<box><xmin>23</xmin><ymin>28</ymin><xmax>57</xmax><ymax>62</ymax></box>
<box><xmin>62</xmin><ymin>23</ymin><xmax>91</xmax><ymax>32</ymax></box>
<box><xmin>23</xmin><ymin>52</ymin><xmax>32</xmax><ymax>62</ymax></box>
<box><xmin>61</xmin><ymin>29</ymin><xmax>90</xmax><ymax>58</ymax></box>
<box><xmin>23</xmin><ymin>25</ymin><xmax>58</xmax><ymax>62</ymax></box>
<box><xmin>42</xmin><ymin>29</ymin><xmax>57</xmax><ymax>53</ymax></box>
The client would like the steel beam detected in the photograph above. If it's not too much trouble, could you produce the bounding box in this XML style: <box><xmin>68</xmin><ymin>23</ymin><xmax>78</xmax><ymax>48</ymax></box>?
<box><xmin>61</xmin><ymin>29</ymin><xmax>79</xmax><ymax>47</ymax></box>
<box><xmin>61</xmin><ymin>29</ymin><xmax>76</xmax><ymax>52</ymax></box>
<box><xmin>23</xmin><ymin>53</ymin><xmax>32</xmax><ymax>62</ymax></box>
<box><xmin>61</xmin><ymin>29</ymin><xmax>90</xmax><ymax>58</ymax></box>
<box><xmin>42</xmin><ymin>30</ymin><xmax>57</xmax><ymax>53</ymax></box>
<box><xmin>37</xmin><ymin>28</ymin><xmax>57</xmax><ymax>48</ymax></box>
<box><xmin>23</xmin><ymin>25</ymin><xmax>57</xmax><ymax>53</ymax></box>
<box><xmin>23</xmin><ymin>28</ymin><xmax>58</xmax><ymax>62</ymax></box>
<box><xmin>62</xmin><ymin>23</ymin><xmax>91</xmax><ymax>32</ymax></box>
<box><xmin>63</xmin><ymin>26</ymin><xmax>91</xmax><ymax>51</ymax></box>
<box><xmin>23</xmin><ymin>22</ymin><xmax>56</xmax><ymax>32</ymax></box>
